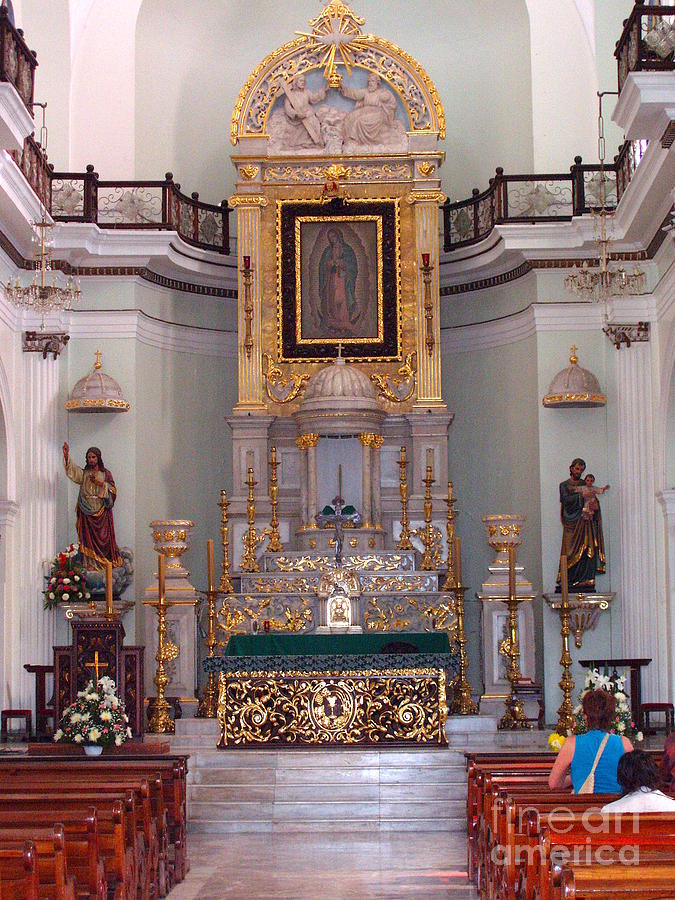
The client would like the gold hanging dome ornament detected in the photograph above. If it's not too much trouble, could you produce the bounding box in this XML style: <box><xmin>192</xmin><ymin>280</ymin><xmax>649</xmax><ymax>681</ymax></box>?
<box><xmin>66</xmin><ymin>351</ymin><xmax>130</xmax><ymax>412</ymax></box>
<box><xmin>542</xmin><ymin>346</ymin><xmax>606</xmax><ymax>409</ymax></box>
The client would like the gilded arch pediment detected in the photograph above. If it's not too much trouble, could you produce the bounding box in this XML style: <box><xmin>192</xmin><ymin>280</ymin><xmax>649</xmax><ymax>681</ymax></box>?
<box><xmin>230</xmin><ymin>0</ymin><xmax>445</xmax><ymax>151</ymax></box>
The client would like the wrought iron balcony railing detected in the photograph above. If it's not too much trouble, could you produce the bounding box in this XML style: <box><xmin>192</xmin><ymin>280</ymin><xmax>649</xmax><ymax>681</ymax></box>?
<box><xmin>616</xmin><ymin>3</ymin><xmax>675</xmax><ymax>93</ymax></box>
<box><xmin>0</xmin><ymin>4</ymin><xmax>37</xmax><ymax>115</ymax></box>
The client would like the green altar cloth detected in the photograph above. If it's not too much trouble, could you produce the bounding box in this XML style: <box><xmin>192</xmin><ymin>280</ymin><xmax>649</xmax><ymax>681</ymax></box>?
<box><xmin>225</xmin><ymin>631</ymin><xmax>450</xmax><ymax>657</ymax></box>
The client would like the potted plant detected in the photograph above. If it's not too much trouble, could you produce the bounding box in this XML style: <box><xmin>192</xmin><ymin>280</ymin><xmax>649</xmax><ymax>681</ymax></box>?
<box><xmin>53</xmin><ymin>676</ymin><xmax>132</xmax><ymax>755</ymax></box>
<box><xmin>43</xmin><ymin>542</ymin><xmax>91</xmax><ymax>610</ymax></box>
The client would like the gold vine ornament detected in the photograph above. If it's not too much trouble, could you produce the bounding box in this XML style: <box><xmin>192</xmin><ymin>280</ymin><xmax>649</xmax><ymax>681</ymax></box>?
<box><xmin>262</xmin><ymin>353</ymin><xmax>310</xmax><ymax>404</ymax></box>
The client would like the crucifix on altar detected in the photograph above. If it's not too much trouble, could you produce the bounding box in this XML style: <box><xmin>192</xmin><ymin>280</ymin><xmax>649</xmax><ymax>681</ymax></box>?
<box><xmin>84</xmin><ymin>650</ymin><xmax>108</xmax><ymax>685</ymax></box>
<box><xmin>315</xmin><ymin>465</ymin><xmax>362</xmax><ymax>565</ymax></box>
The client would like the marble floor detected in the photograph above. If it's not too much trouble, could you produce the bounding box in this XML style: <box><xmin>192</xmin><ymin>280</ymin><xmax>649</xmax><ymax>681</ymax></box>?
<box><xmin>168</xmin><ymin>830</ymin><xmax>477</xmax><ymax>899</ymax></box>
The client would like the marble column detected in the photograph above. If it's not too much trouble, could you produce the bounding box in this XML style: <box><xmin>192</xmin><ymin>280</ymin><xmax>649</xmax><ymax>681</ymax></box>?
<box><xmin>306</xmin><ymin>434</ymin><xmax>319</xmax><ymax>523</ymax></box>
<box><xmin>371</xmin><ymin>436</ymin><xmax>383</xmax><ymax>527</ymax></box>
<box><xmin>359</xmin><ymin>434</ymin><xmax>372</xmax><ymax>528</ymax></box>
<box><xmin>17</xmin><ymin>351</ymin><xmax>60</xmax><ymax>710</ymax></box>
<box><xmin>616</xmin><ymin>339</ymin><xmax>667</xmax><ymax>702</ymax></box>
<box><xmin>296</xmin><ymin>437</ymin><xmax>309</xmax><ymax>527</ymax></box>
<box><xmin>230</xmin><ymin>195</ymin><xmax>268</xmax><ymax>411</ymax></box>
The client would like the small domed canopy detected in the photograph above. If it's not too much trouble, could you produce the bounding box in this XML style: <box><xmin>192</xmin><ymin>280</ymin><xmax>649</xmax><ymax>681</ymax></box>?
<box><xmin>296</xmin><ymin>354</ymin><xmax>383</xmax><ymax>435</ymax></box>
<box><xmin>542</xmin><ymin>347</ymin><xmax>606</xmax><ymax>409</ymax></box>
<box><xmin>304</xmin><ymin>354</ymin><xmax>375</xmax><ymax>402</ymax></box>
<box><xmin>66</xmin><ymin>351</ymin><xmax>130</xmax><ymax>413</ymax></box>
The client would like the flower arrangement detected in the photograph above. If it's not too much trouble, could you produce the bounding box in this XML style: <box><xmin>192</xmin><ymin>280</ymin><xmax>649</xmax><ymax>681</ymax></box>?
<box><xmin>547</xmin><ymin>732</ymin><xmax>565</xmax><ymax>752</ymax></box>
<box><xmin>573</xmin><ymin>667</ymin><xmax>643</xmax><ymax>742</ymax></box>
<box><xmin>53</xmin><ymin>676</ymin><xmax>132</xmax><ymax>747</ymax></box>
<box><xmin>43</xmin><ymin>542</ymin><xmax>91</xmax><ymax>610</ymax></box>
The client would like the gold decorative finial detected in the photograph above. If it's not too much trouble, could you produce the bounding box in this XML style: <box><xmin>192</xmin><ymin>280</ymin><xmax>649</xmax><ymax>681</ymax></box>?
<box><xmin>569</xmin><ymin>345</ymin><xmax>578</xmax><ymax>365</ymax></box>
<box><xmin>296</xmin><ymin>0</ymin><xmax>369</xmax><ymax>87</ymax></box>
<box><xmin>94</xmin><ymin>350</ymin><xmax>102</xmax><ymax>370</ymax></box>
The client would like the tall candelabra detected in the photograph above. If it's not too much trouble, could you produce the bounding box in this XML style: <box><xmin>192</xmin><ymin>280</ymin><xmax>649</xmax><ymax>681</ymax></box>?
<box><xmin>442</xmin><ymin>481</ymin><xmax>457</xmax><ymax>590</ymax></box>
<box><xmin>498</xmin><ymin>547</ymin><xmax>531</xmax><ymax>730</ymax></box>
<box><xmin>147</xmin><ymin>554</ymin><xmax>178</xmax><ymax>733</ymax></box>
<box><xmin>242</xmin><ymin>255</ymin><xmax>254</xmax><ymax>359</ymax></box>
<box><xmin>447</xmin><ymin>536</ymin><xmax>478</xmax><ymax>715</ymax></box>
<box><xmin>262</xmin><ymin>446</ymin><xmax>283</xmax><ymax>552</ymax></box>
<box><xmin>555</xmin><ymin>555</ymin><xmax>576</xmax><ymax>735</ymax></box>
<box><xmin>396</xmin><ymin>446</ymin><xmax>413</xmax><ymax>550</ymax></box>
<box><xmin>417</xmin><ymin>465</ymin><xmax>437</xmax><ymax>571</ymax></box>
<box><xmin>218</xmin><ymin>490</ymin><xmax>234</xmax><ymax>592</ymax></box>
<box><xmin>197</xmin><ymin>539</ymin><xmax>219</xmax><ymax>719</ymax></box>
<box><xmin>421</xmin><ymin>252</ymin><xmax>434</xmax><ymax>356</ymax></box>
<box><xmin>240</xmin><ymin>467</ymin><xmax>264</xmax><ymax>573</ymax></box>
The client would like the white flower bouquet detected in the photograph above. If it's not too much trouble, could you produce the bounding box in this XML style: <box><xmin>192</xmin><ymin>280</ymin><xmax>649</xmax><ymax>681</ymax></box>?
<box><xmin>53</xmin><ymin>676</ymin><xmax>132</xmax><ymax>747</ymax></box>
<box><xmin>573</xmin><ymin>666</ymin><xmax>643</xmax><ymax>742</ymax></box>
<box><xmin>43</xmin><ymin>542</ymin><xmax>91</xmax><ymax>610</ymax></box>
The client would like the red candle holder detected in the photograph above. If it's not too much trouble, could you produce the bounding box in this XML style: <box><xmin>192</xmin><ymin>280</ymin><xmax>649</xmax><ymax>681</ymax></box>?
<box><xmin>263</xmin><ymin>620</ymin><xmax>270</xmax><ymax>633</ymax></box>
<box><xmin>421</xmin><ymin>253</ymin><xmax>430</xmax><ymax>267</ymax></box>
<box><xmin>243</xmin><ymin>255</ymin><xmax>251</xmax><ymax>269</ymax></box>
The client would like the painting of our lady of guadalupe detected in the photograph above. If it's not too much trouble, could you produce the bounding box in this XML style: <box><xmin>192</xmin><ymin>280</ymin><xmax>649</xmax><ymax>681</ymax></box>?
<box><xmin>298</xmin><ymin>218</ymin><xmax>381</xmax><ymax>344</ymax></box>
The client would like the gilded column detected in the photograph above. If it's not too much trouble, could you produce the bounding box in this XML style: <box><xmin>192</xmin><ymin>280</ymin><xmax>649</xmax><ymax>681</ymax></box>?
<box><xmin>305</xmin><ymin>434</ymin><xmax>319</xmax><ymax>524</ymax></box>
<box><xmin>371</xmin><ymin>435</ymin><xmax>384</xmax><ymax>527</ymax></box>
<box><xmin>358</xmin><ymin>434</ymin><xmax>373</xmax><ymax>528</ymax></box>
<box><xmin>230</xmin><ymin>195</ymin><xmax>268</xmax><ymax>410</ymax></box>
<box><xmin>407</xmin><ymin>191</ymin><xmax>446</xmax><ymax>405</ymax></box>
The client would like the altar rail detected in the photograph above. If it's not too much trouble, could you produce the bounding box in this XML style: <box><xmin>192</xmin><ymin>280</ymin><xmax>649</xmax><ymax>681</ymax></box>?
<box><xmin>616</xmin><ymin>4</ymin><xmax>675</xmax><ymax>93</ymax></box>
<box><xmin>0</xmin><ymin>5</ymin><xmax>37</xmax><ymax>115</ymax></box>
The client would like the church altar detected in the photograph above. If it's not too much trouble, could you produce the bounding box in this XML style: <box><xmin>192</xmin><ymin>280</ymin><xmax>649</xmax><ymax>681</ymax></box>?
<box><xmin>214</xmin><ymin>631</ymin><xmax>452</xmax><ymax>747</ymax></box>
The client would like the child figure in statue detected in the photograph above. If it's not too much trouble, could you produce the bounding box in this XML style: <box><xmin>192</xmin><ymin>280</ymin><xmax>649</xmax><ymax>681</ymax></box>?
<box><xmin>572</xmin><ymin>474</ymin><xmax>610</xmax><ymax>521</ymax></box>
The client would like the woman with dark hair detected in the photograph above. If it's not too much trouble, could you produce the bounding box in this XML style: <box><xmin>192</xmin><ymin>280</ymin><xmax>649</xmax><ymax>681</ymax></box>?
<box><xmin>602</xmin><ymin>750</ymin><xmax>675</xmax><ymax>811</ymax></box>
<box><xmin>62</xmin><ymin>442</ymin><xmax>122</xmax><ymax>569</ymax></box>
<box><xmin>549</xmin><ymin>689</ymin><xmax>632</xmax><ymax>793</ymax></box>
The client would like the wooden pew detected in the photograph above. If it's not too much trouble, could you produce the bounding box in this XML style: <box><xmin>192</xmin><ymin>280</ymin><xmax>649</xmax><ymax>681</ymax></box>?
<box><xmin>526</xmin><ymin>811</ymin><xmax>675</xmax><ymax>900</ymax></box>
<box><xmin>0</xmin><ymin>777</ymin><xmax>159</xmax><ymax>899</ymax></box>
<box><xmin>554</xmin><ymin>861</ymin><xmax>675</xmax><ymax>899</ymax></box>
<box><xmin>0</xmin><ymin>842</ymin><xmax>40</xmax><ymax>900</ymax></box>
<box><xmin>0</xmin><ymin>810</ymin><xmax>105</xmax><ymax>900</ymax></box>
<box><xmin>0</xmin><ymin>825</ymin><xmax>75</xmax><ymax>900</ymax></box>
<box><xmin>0</xmin><ymin>756</ymin><xmax>188</xmax><ymax>885</ymax></box>
<box><xmin>0</xmin><ymin>796</ymin><xmax>134</xmax><ymax>900</ymax></box>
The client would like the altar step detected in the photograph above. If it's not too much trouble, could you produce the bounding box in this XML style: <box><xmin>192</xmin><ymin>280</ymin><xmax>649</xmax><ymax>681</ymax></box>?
<box><xmin>169</xmin><ymin>721</ymin><xmax>469</xmax><ymax>833</ymax></box>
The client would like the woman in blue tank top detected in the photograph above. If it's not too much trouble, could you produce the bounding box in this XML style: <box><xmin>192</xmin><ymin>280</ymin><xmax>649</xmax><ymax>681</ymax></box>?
<box><xmin>549</xmin><ymin>689</ymin><xmax>632</xmax><ymax>793</ymax></box>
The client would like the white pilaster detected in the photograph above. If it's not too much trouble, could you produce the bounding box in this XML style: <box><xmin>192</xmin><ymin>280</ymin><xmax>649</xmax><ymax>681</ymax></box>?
<box><xmin>359</xmin><ymin>436</ymin><xmax>372</xmax><ymax>529</ymax></box>
<box><xmin>16</xmin><ymin>352</ymin><xmax>60</xmax><ymax>711</ymax></box>
<box><xmin>307</xmin><ymin>440</ymin><xmax>318</xmax><ymax>523</ymax></box>
<box><xmin>657</xmin><ymin>489</ymin><xmax>675</xmax><ymax>702</ymax></box>
<box><xmin>616</xmin><ymin>341</ymin><xmax>667</xmax><ymax>702</ymax></box>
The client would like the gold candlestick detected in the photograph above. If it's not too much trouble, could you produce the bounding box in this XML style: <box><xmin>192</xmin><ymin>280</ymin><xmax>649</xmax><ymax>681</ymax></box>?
<box><xmin>442</xmin><ymin>481</ymin><xmax>457</xmax><ymax>590</ymax></box>
<box><xmin>240</xmin><ymin>467</ymin><xmax>263</xmax><ymax>573</ymax></box>
<box><xmin>197</xmin><ymin>540</ymin><xmax>219</xmax><ymax>718</ymax></box>
<box><xmin>421</xmin><ymin>253</ymin><xmax>434</xmax><ymax>356</ymax></box>
<box><xmin>262</xmin><ymin>446</ymin><xmax>283</xmax><ymax>553</ymax></box>
<box><xmin>498</xmin><ymin>547</ymin><xmax>531</xmax><ymax>730</ymax></box>
<box><xmin>556</xmin><ymin>555</ymin><xmax>576</xmax><ymax>735</ymax></box>
<box><xmin>447</xmin><ymin>536</ymin><xmax>478</xmax><ymax>715</ymax></box>
<box><xmin>417</xmin><ymin>464</ymin><xmax>436</xmax><ymax>570</ymax></box>
<box><xmin>396</xmin><ymin>446</ymin><xmax>413</xmax><ymax>550</ymax></box>
<box><xmin>147</xmin><ymin>553</ymin><xmax>177</xmax><ymax>734</ymax></box>
<box><xmin>242</xmin><ymin>256</ymin><xmax>254</xmax><ymax>360</ymax></box>
<box><xmin>218</xmin><ymin>490</ymin><xmax>234</xmax><ymax>592</ymax></box>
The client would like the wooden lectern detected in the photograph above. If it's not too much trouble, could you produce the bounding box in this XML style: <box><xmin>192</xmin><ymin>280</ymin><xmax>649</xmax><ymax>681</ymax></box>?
<box><xmin>53</xmin><ymin>618</ymin><xmax>144</xmax><ymax>737</ymax></box>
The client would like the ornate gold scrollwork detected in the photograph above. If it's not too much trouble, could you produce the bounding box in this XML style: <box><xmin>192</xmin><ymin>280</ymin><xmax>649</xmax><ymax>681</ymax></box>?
<box><xmin>240</xmin><ymin>165</ymin><xmax>259</xmax><ymax>180</ymax></box>
<box><xmin>418</xmin><ymin>162</ymin><xmax>435</xmax><ymax>177</ymax></box>
<box><xmin>262</xmin><ymin>353</ymin><xmax>309</xmax><ymax>404</ymax></box>
<box><xmin>218</xmin><ymin>668</ymin><xmax>447</xmax><ymax>746</ymax></box>
<box><xmin>364</xmin><ymin>598</ymin><xmax>411</xmax><ymax>632</ymax></box>
<box><xmin>370</xmin><ymin>351</ymin><xmax>417</xmax><ymax>404</ymax></box>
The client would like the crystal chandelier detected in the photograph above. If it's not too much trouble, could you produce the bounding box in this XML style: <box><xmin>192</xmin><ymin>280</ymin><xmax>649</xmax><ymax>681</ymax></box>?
<box><xmin>565</xmin><ymin>93</ymin><xmax>646</xmax><ymax>303</ymax></box>
<box><xmin>5</xmin><ymin>216</ymin><xmax>80</xmax><ymax>320</ymax></box>
<box><xmin>4</xmin><ymin>104</ymin><xmax>80</xmax><ymax>325</ymax></box>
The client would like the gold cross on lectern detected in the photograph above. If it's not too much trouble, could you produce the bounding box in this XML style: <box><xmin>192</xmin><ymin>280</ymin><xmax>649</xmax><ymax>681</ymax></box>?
<box><xmin>84</xmin><ymin>651</ymin><xmax>108</xmax><ymax>685</ymax></box>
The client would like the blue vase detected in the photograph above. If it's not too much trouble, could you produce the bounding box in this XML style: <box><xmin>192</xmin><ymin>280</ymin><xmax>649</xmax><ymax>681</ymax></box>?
<box><xmin>84</xmin><ymin>744</ymin><xmax>103</xmax><ymax>757</ymax></box>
